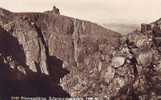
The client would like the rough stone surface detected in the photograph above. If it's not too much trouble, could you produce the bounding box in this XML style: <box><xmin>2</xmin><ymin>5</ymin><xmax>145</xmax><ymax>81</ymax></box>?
<box><xmin>1</xmin><ymin>7</ymin><xmax>161</xmax><ymax>99</ymax></box>
<box><xmin>44</xmin><ymin>6</ymin><xmax>60</xmax><ymax>15</ymax></box>
<box><xmin>112</xmin><ymin>56</ymin><xmax>125</xmax><ymax>68</ymax></box>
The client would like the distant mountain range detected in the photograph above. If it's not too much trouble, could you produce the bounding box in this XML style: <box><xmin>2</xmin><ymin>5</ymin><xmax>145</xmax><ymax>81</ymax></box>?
<box><xmin>103</xmin><ymin>23</ymin><xmax>140</xmax><ymax>35</ymax></box>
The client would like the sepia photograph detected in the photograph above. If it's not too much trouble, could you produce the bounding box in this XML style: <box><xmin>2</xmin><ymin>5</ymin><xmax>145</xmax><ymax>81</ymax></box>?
<box><xmin>0</xmin><ymin>0</ymin><xmax>161</xmax><ymax>99</ymax></box>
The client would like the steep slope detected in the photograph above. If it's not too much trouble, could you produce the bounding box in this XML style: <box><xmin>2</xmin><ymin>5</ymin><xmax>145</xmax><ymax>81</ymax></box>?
<box><xmin>0</xmin><ymin>8</ymin><xmax>121</xmax><ymax>98</ymax></box>
<box><xmin>1</xmin><ymin>7</ymin><xmax>161</xmax><ymax>99</ymax></box>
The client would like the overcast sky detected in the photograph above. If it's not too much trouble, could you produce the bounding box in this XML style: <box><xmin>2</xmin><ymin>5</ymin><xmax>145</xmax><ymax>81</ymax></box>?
<box><xmin>0</xmin><ymin>0</ymin><xmax>161</xmax><ymax>24</ymax></box>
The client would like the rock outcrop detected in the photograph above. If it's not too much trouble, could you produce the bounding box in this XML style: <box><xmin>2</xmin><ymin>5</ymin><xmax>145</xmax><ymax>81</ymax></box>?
<box><xmin>0</xmin><ymin>7</ymin><xmax>121</xmax><ymax>98</ymax></box>
<box><xmin>1</xmin><ymin>7</ymin><xmax>161</xmax><ymax>99</ymax></box>
<box><xmin>110</xmin><ymin>20</ymin><xmax>161</xmax><ymax>100</ymax></box>
<box><xmin>44</xmin><ymin>6</ymin><xmax>60</xmax><ymax>15</ymax></box>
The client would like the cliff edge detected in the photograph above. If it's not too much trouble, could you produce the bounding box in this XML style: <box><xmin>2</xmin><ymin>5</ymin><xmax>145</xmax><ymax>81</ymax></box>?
<box><xmin>1</xmin><ymin>7</ymin><xmax>161</xmax><ymax>99</ymax></box>
<box><xmin>0</xmin><ymin>7</ymin><xmax>121</xmax><ymax>98</ymax></box>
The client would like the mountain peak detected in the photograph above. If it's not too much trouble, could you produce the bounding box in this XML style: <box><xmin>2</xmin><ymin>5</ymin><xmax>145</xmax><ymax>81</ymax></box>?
<box><xmin>44</xmin><ymin>5</ymin><xmax>60</xmax><ymax>15</ymax></box>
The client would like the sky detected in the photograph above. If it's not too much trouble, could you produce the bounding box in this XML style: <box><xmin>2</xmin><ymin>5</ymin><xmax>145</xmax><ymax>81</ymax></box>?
<box><xmin>0</xmin><ymin>0</ymin><xmax>161</xmax><ymax>24</ymax></box>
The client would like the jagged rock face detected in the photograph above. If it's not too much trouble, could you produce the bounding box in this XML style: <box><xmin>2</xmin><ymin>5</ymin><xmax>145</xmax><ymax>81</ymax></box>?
<box><xmin>0</xmin><ymin>8</ymin><xmax>121</xmax><ymax>98</ymax></box>
<box><xmin>112</xmin><ymin>25</ymin><xmax>161</xmax><ymax>99</ymax></box>
<box><xmin>1</xmin><ymin>7</ymin><xmax>161</xmax><ymax>99</ymax></box>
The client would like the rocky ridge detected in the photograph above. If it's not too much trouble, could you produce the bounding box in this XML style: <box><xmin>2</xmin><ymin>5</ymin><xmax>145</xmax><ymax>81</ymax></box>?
<box><xmin>0</xmin><ymin>7</ymin><xmax>120</xmax><ymax>98</ymax></box>
<box><xmin>0</xmin><ymin>7</ymin><xmax>161</xmax><ymax>99</ymax></box>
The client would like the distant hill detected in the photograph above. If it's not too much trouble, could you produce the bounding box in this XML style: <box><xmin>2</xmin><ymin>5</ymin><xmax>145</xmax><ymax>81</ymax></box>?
<box><xmin>103</xmin><ymin>23</ymin><xmax>140</xmax><ymax>35</ymax></box>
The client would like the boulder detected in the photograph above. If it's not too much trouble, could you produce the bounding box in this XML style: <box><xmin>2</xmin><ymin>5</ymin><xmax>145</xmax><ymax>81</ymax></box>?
<box><xmin>112</xmin><ymin>56</ymin><xmax>125</xmax><ymax>68</ymax></box>
<box><xmin>1</xmin><ymin>7</ymin><xmax>161</xmax><ymax>99</ymax></box>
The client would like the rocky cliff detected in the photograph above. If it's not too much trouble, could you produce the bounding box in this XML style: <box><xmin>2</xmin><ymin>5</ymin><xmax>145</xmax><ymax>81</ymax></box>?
<box><xmin>1</xmin><ymin>7</ymin><xmax>161</xmax><ymax>99</ymax></box>
<box><xmin>0</xmin><ymin>7</ymin><xmax>120</xmax><ymax>98</ymax></box>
